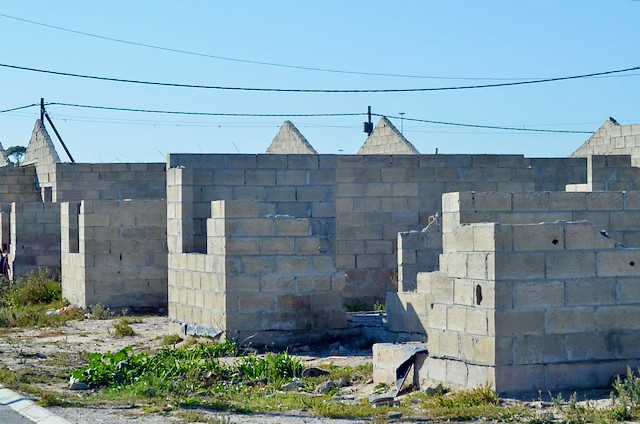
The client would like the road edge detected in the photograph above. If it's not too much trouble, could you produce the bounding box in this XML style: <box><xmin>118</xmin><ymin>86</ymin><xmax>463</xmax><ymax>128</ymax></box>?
<box><xmin>0</xmin><ymin>385</ymin><xmax>71</xmax><ymax>423</ymax></box>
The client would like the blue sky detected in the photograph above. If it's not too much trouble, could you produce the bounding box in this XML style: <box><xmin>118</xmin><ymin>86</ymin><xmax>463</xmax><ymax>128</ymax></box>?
<box><xmin>0</xmin><ymin>1</ymin><xmax>638</xmax><ymax>163</ymax></box>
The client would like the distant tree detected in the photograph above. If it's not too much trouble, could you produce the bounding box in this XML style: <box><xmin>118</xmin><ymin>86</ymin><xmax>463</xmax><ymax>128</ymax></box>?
<box><xmin>6</xmin><ymin>146</ymin><xmax>26</xmax><ymax>166</ymax></box>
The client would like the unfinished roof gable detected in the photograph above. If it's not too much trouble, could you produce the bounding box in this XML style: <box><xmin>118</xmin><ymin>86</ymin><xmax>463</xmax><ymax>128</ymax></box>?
<box><xmin>21</xmin><ymin>120</ymin><xmax>61</xmax><ymax>166</ymax></box>
<box><xmin>266</xmin><ymin>121</ymin><xmax>318</xmax><ymax>154</ymax></box>
<box><xmin>357</xmin><ymin>117</ymin><xmax>419</xmax><ymax>155</ymax></box>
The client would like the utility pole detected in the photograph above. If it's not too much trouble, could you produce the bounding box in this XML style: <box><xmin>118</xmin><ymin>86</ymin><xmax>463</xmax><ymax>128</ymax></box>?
<box><xmin>399</xmin><ymin>112</ymin><xmax>405</xmax><ymax>134</ymax></box>
<box><xmin>363</xmin><ymin>106</ymin><xmax>373</xmax><ymax>136</ymax></box>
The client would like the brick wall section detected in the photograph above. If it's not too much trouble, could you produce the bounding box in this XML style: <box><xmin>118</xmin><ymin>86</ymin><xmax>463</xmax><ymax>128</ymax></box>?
<box><xmin>0</xmin><ymin>166</ymin><xmax>40</xmax><ymax>203</ymax></box>
<box><xmin>168</xmin><ymin>199</ymin><xmax>345</xmax><ymax>346</ymax></box>
<box><xmin>167</xmin><ymin>153</ymin><xmax>588</xmax><ymax>303</ymax></box>
<box><xmin>566</xmin><ymin>155</ymin><xmax>640</xmax><ymax>192</ymax></box>
<box><xmin>52</xmin><ymin>163</ymin><xmax>166</xmax><ymax>203</ymax></box>
<box><xmin>10</xmin><ymin>202</ymin><xmax>61</xmax><ymax>277</ymax></box>
<box><xmin>397</xmin><ymin>225</ymin><xmax>441</xmax><ymax>292</ymax></box>
<box><xmin>335</xmin><ymin>154</ymin><xmax>539</xmax><ymax>302</ymax></box>
<box><xmin>572</xmin><ymin>118</ymin><xmax>640</xmax><ymax>166</ymax></box>
<box><xmin>0</xmin><ymin>204</ymin><xmax>10</xmax><ymax>253</ymax></box>
<box><xmin>389</xmin><ymin>191</ymin><xmax>640</xmax><ymax>393</ymax></box>
<box><xmin>61</xmin><ymin>200</ymin><xmax>167</xmax><ymax>309</ymax></box>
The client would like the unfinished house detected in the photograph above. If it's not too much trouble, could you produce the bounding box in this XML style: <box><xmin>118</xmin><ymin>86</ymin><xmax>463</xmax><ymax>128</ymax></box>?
<box><xmin>2</xmin><ymin>120</ymin><xmax>168</xmax><ymax>311</ymax></box>
<box><xmin>381</xmin><ymin>155</ymin><xmax>640</xmax><ymax>393</ymax></box>
<box><xmin>4</xmin><ymin>115</ymin><xmax>640</xmax><ymax>393</ymax></box>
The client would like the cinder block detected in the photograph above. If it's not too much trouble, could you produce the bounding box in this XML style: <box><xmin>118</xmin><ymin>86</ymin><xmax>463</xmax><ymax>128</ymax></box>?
<box><xmin>513</xmin><ymin>280</ymin><xmax>566</xmax><ymax>309</ymax></box>
<box><xmin>546</xmin><ymin>307</ymin><xmax>596</xmax><ymax>334</ymax></box>
<box><xmin>474</xmin><ymin>192</ymin><xmax>512</xmax><ymax>212</ymax></box>
<box><xmin>512</xmin><ymin>224</ymin><xmax>563</xmax><ymax>251</ymax></box>
<box><xmin>546</xmin><ymin>251</ymin><xmax>596</xmax><ymax>279</ymax></box>
<box><xmin>495</xmin><ymin>310</ymin><xmax>544</xmax><ymax>336</ymax></box>
<box><xmin>596</xmin><ymin>305</ymin><xmax>640</xmax><ymax>331</ymax></box>
<box><xmin>494</xmin><ymin>252</ymin><xmax>544</xmax><ymax>280</ymax></box>
<box><xmin>587</xmin><ymin>192</ymin><xmax>624</xmax><ymax>211</ymax></box>
<box><xmin>597</xmin><ymin>251</ymin><xmax>640</xmax><ymax>277</ymax></box>
<box><xmin>564</xmin><ymin>223</ymin><xmax>617</xmax><ymax>250</ymax></box>
<box><xmin>565</xmin><ymin>278</ymin><xmax>616</xmax><ymax>306</ymax></box>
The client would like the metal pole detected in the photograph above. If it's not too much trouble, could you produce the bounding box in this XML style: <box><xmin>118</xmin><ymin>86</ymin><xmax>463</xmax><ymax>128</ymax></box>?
<box><xmin>44</xmin><ymin>112</ymin><xmax>75</xmax><ymax>163</ymax></box>
<box><xmin>399</xmin><ymin>112</ymin><xmax>405</xmax><ymax>134</ymax></box>
<box><xmin>40</xmin><ymin>98</ymin><xmax>44</xmax><ymax>123</ymax></box>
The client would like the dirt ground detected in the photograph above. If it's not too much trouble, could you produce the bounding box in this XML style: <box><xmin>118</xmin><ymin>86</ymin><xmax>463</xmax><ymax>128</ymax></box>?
<box><xmin>0</xmin><ymin>315</ymin><xmax>380</xmax><ymax>423</ymax></box>
<box><xmin>0</xmin><ymin>315</ymin><xmax>622</xmax><ymax>424</ymax></box>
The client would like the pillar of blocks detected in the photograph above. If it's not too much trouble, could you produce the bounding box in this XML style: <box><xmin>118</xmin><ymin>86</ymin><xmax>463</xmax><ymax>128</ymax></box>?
<box><xmin>61</xmin><ymin>199</ymin><xmax>167</xmax><ymax>309</ymax></box>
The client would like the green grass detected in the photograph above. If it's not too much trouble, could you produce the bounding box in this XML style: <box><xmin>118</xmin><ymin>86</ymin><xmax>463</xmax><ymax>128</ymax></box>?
<box><xmin>112</xmin><ymin>318</ymin><xmax>135</xmax><ymax>337</ymax></box>
<box><xmin>162</xmin><ymin>334</ymin><xmax>184</xmax><ymax>345</ymax></box>
<box><xmin>0</xmin><ymin>269</ymin><xmax>84</xmax><ymax>328</ymax></box>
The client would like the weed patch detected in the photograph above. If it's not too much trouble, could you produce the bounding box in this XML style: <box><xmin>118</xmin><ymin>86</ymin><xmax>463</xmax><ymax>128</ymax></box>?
<box><xmin>162</xmin><ymin>334</ymin><xmax>184</xmax><ymax>345</ymax></box>
<box><xmin>113</xmin><ymin>318</ymin><xmax>135</xmax><ymax>337</ymax></box>
<box><xmin>0</xmin><ymin>269</ymin><xmax>83</xmax><ymax>327</ymax></box>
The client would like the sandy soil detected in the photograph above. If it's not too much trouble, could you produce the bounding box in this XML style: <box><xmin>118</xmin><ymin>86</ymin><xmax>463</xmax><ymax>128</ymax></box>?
<box><xmin>0</xmin><ymin>315</ymin><xmax>379</xmax><ymax>423</ymax></box>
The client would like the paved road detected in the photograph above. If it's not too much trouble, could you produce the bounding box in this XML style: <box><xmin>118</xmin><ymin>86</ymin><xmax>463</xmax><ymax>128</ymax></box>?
<box><xmin>0</xmin><ymin>404</ymin><xmax>33</xmax><ymax>423</ymax></box>
<box><xmin>0</xmin><ymin>385</ymin><xmax>69</xmax><ymax>423</ymax></box>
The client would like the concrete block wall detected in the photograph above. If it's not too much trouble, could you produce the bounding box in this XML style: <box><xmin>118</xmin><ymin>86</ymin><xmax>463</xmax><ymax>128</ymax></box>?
<box><xmin>397</xmin><ymin>225</ymin><xmax>441</xmax><ymax>292</ymax></box>
<box><xmin>61</xmin><ymin>199</ymin><xmax>167</xmax><ymax>309</ymax></box>
<box><xmin>169</xmin><ymin>199</ymin><xmax>345</xmax><ymax>346</ymax></box>
<box><xmin>441</xmin><ymin>191</ymin><xmax>640</xmax><ymax>249</ymax></box>
<box><xmin>0</xmin><ymin>204</ymin><xmax>10</xmax><ymax>253</ymax></box>
<box><xmin>389</xmin><ymin>191</ymin><xmax>640</xmax><ymax>393</ymax></box>
<box><xmin>10</xmin><ymin>202</ymin><xmax>61</xmax><ymax>277</ymax></box>
<box><xmin>334</xmin><ymin>154</ymin><xmax>579</xmax><ymax>303</ymax></box>
<box><xmin>167</xmin><ymin>153</ymin><xmax>587</xmax><ymax>304</ymax></box>
<box><xmin>524</xmin><ymin>157</ymin><xmax>586</xmax><ymax>192</ymax></box>
<box><xmin>167</xmin><ymin>154</ymin><xmax>335</xmax><ymax>256</ymax></box>
<box><xmin>0</xmin><ymin>166</ymin><xmax>41</xmax><ymax>203</ymax></box>
<box><xmin>572</xmin><ymin>118</ymin><xmax>640</xmax><ymax>167</ymax></box>
<box><xmin>566</xmin><ymin>155</ymin><xmax>640</xmax><ymax>192</ymax></box>
<box><xmin>52</xmin><ymin>163</ymin><xmax>166</xmax><ymax>203</ymax></box>
<box><xmin>388</xmin><ymin>189</ymin><xmax>640</xmax><ymax>341</ymax></box>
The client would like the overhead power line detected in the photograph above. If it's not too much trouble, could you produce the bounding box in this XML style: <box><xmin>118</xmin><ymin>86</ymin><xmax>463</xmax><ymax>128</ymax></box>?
<box><xmin>0</xmin><ymin>103</ymin><xmax>39</xmax><ymax>114</ymax></box>
<box><xmin>379</xmin><ymin>114</ymin><xmax>592</xmax><ymax>134</ymax></box>
<box><xmin>0</xmin><ymin>12</ymin><xmax>562</xmax><ymax>82</ymax></box>
<box><xmin>43</xmin><ymin>101</ymin><xmax>592</xmax><ymax>134</ymax></box>
<box><xmin>0</xmin><ymin>63</ymin><xmax>637</xmax><ymax>93</ymax></box>
<box><xmin>46</xmin><ymin>102</ymin><xmax>365</xmax><ymax>117</ymax></box>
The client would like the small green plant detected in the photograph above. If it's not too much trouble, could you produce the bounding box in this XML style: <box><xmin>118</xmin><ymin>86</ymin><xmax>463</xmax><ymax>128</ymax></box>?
<box><xmin>88</xmin><ymin>303</ymin><xmax>114</xmax><ymax>320</ymax></box>
<box><xmin>37</xmin><ymin>391</ymin><xmax>65</xmax><ymax>407</ymax></box>
<box><xmin>372</xmin><ymin>300</ymin><xmax>386</xmax><ymax>311</ymax></box>
<box><xmin>3</xmin><ymin>269</ymin><xmax>62</xmax><ymax>306</ymax></box>
<box><xmin>113</xmin><ymin>318</ymin><xmax>135</xmax><ymax>337</ymax></box>
<box><xmin>162</xmin><ymin>334</ymin><xmax>184</xmax><ymax>345</ymax></box>
<box><xmin>429</xmin><ymin>385</ymin><xmax>499</xmax><ymax>409</ymax></box>
<box><xmin>612</xmin><ymin>366</ymin><xmax>640</xmax><ymax>408</ymax></box>
<box><xmin>0</xmin><ymin>269</ymin><xmax>83</xmax><ymax>327</ymax></box>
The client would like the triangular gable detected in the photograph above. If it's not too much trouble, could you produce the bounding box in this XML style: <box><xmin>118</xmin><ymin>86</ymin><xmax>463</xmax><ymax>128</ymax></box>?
<box><xmin>0</xmin><ymin>142</ymin><xmax>10</xmax><ymax>167</ymax></box>
<box><xmin>21</xmin><ymin>119</ymin><xmax>61</xmax><ymax>167</ymax></box>
<box><xmin>571</xmin><ymin>117</ymin><xmax>622</xmax><ymax>157</ymax></box>
<box><xmin>266</xmin><ymin>121</ymin><xmax>317</xmax><ymax>154</ymax></box>
<box><xmin>358</xmin><ymin>117</ymin><xmax>419</xmax><ymax>155</ymax></box>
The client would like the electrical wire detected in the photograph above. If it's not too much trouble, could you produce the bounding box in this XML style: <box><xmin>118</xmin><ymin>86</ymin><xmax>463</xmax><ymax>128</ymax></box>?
<box><xmin>43</xmin><ymin>101</ymin><xmax>593</xmax><ymax>134</ymax></box>
<box><xmin>378</xmin><ymin>114</ymin><xmax>592</xmax><ymax>134</ymax></box>
<box><xmin>0</xmin><ymin>103</ymin><xmax>39</xmax><ymax>114</ymax></box>
<box><xmin>0</xmin><ymin>12</ymin><xmax>559</xmax><ymax>82</ymax></box>
<box><xmin>1</xmin><ymin>63</ymin><xmax>637</xmax><ymax>93</ymax></box>
<box><xmin>46</xmin><ymin>102</ymin><xmax>365</xmax><ymax>117</ymax></box>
